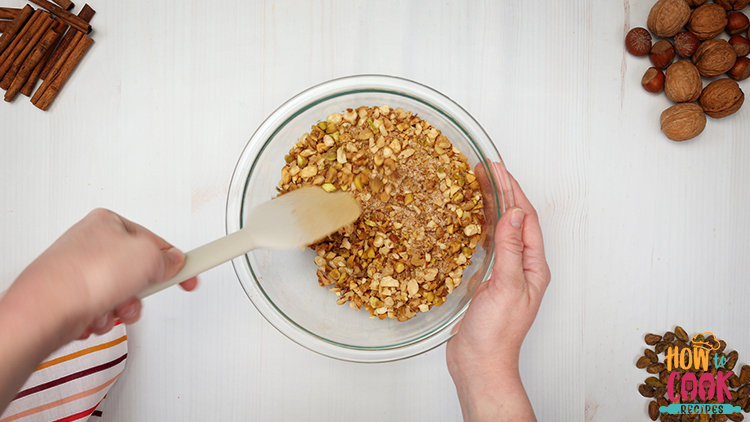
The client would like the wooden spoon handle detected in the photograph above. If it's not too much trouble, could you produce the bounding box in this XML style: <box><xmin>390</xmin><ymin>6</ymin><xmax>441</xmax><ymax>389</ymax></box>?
<box><xmin>137</xmin><ymin>229</ymin><xmax>256</xmax><ymax>299</ymax></box>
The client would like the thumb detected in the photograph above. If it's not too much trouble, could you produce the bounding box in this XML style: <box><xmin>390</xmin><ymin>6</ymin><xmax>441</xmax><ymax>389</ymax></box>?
<box><xmin>160</xmin><ymin>247</ymin><xmax>186</xmax><ymax>281</ymax></box>
<box><xmin>490</xmin><ymin>207</ymin><xmax>526</xmax><ymax>289</ymax></box>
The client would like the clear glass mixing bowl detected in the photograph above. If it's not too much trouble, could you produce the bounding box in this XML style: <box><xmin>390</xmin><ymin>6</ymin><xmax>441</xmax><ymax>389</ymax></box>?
<box><xmin>226</xmin><ymin>75</ymin><xmax>513</xmax><ymax>362</ymax></box>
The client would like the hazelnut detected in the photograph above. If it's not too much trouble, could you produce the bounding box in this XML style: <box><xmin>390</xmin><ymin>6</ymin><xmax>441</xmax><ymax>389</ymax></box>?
<box><xmin>660</xmin><ymin>103</ymin><xmax>706</xmax><ymax>141</ymax></box>
<box><xmin>650</xmin><ymin>39</ymin><xmax>676</xmax><ymax>68</ymax></box>
<box><xmin>648</xmin><ymin>0</ymin><xmax>691</xmax><ymax>38</ymax></box>
<box><xmin>728</xmin><ymin>56</ymin><xmax>750</xmax><ymax>81</ymax></box>
<box><xmin>625</xmin><ymin>27</ymin><xmax>652</xmax><ymax>56</ymax></box>
<box><xmin>693</xmin><ymin>38</ymin><xmax>737</xmax><ymax>77</ymax></box>
<box><xmin>642</xmin><ymin>67</ymin><xmax>666</xmax><ymax>93</ymax></box>
<box><xmin>674</xmin><ymin>31</ymin><xmax>700</xmax><ymax>58</ymax></box>
<box><xmin>688</xmin><ymin>4</ymin><xmax>729</xmax><ymax>40</ymax></box>
<box><xmin>727</xmin><ymin>12</ymin><xmax>750</xmax><ymax>36</ymax></box>
<box><xmin>665</xmin><ymin>60</ymin><xmax>703</xmax><ymax>102</ymax></box>
<box><xmin>699</xmin><ymin>78</ymin><xmax>745</xmax><ymax>118</ymax></box>
<box><xmin>713</xmin><ymin>0</ymin><xmax>750</xmax><ymax>10</ymax></box>
<box><xmin>729</xmin><ymin>34</ymin><xmax>750</xmax><ymax>57</ymax></box>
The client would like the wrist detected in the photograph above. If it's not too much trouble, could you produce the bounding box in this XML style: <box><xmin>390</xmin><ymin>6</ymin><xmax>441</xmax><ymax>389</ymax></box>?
<box><xmin>452</xmin><ymin>368</ymin><xmax>536</xmax><ymax>422</ymax></box>
<box><xmin>9</xmin><ymin>264</ymin><xmax>90</xmax><ymax>345</ymax></box>
<box><xmin>447</xmin><ymin>342</ymin><xmax>536</xmax><ymax>422</ymax></box>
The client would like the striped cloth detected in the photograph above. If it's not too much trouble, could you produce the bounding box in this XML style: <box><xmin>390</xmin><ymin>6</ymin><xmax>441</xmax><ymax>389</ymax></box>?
<box><xmin>0</xmin><ymin>323</ymin><xmax>127</xmax><ymax>422</ymax></box>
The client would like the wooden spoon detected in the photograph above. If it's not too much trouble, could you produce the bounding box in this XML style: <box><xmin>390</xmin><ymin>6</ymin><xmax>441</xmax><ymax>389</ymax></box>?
<box><xmin>138</xmin><ymin>187</ymin><xmax>361</xmax><ymax>298</ymax></box>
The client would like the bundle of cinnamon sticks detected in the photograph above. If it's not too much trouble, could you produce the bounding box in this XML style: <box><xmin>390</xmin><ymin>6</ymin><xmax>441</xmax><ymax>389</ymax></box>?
<box><xmin>0</xmin><ymin>0</ymin><xmax>95</xmax><ymax>110</ymax></box>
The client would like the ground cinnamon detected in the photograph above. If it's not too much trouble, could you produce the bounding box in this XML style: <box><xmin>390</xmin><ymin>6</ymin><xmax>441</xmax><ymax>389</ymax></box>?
<box><xmin>28</xmin><ymin>0</ymin><xmax>90</xmax><ymax>34</ymax></box>
<box><xmin>0</xmin><ymin>12</ymin><xmax>54</xmax><ymax>90</ymax></box>
<box><xmin>31</xmin><ymin>32</ymin><xmax>91</xmax><ymax>110</ymax></box>
<box><xmin>5</xmin><ymin>20</ymin><xmax>64</xmax><ymax>102</ymax></box>
<box><xmin>0</xmin><ymin>5</ymin><xmax>33</xmax><ymax>55</ymax></box>
<box><xmin>40</xmin><ymin>3</ymin><xmax>94</xmax><ymax>80</ymax></box>
<box><xmin>0</xmin><ymin>9</ymin><xmax>43</xmax><ymax>80</ymax></box>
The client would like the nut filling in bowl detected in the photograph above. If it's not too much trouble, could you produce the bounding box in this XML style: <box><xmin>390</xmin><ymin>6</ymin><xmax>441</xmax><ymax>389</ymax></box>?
<box><xmin>227</xmin><ymin>75</ymin><xmax>514</xmax><ymax>362</ymax></box>
<box><xmin>280</xmin><ymin>106</ymin><xmax>484</xmax><ymax>322</ymax></box>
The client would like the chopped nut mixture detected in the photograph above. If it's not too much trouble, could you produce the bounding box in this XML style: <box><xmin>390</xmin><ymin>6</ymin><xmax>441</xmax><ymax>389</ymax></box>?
<box><xmin>277</xmin><ymin>105</ymin><xmax>484</xmax><ymax>321</ymax></box>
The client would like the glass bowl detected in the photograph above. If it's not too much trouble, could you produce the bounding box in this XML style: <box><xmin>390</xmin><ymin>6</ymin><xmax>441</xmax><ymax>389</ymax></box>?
<box><xmin>226</xmin><ymin>75</ymin><xmax>513</xmax><ymax>362</ymax></box>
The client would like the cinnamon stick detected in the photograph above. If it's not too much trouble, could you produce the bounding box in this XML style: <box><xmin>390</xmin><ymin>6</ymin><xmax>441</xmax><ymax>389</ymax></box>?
<box><xmin>0</xmin><ymin>13</ymin><xmax>54</xmax><ymax>90</ymax></box>
<box><xmin>5</xmin><ymin>21</ymin><xmax>63</xmax><ymax>101</ymax></box>
<box><xmin>32</xmin><ymin>32</ymin><xmax>91</xmax><ymax>110</ymax></box>
<box><xmin>0</xmin><ymin>5</ymin><xmax>34</xmax><ymax>56</ymax></box>
<box><xmin>0</xmin><ymin>9</ymin><xmax>43</xmax><ymax>81</ymax></box>
<box><xmin>28</xmin><ymin>0</ymin><xmax>90</xmax><ymax>34</ymax></box>
<box><xmin>51</xmin><ymin>0</ymin><xmax>74</xmax><ymax>12</ymax></box>
<box><xmin>21</xmin><ymin>20</ymin><xmax>66</xmax><ymax>96</ymax></box>
<box><xmin>40</xmin><ymin>3</ymin><xmax>94</xmax><ymax>80</ymax></box>
<box><xmin>0</xmin><ymin>7</ymin><xmax>22</xmax><ymax>19</ymax></box>
<box><xmin>0</xmin><ymin>21</ymin><xmax>9</xmax><ymax>33</ymax></box>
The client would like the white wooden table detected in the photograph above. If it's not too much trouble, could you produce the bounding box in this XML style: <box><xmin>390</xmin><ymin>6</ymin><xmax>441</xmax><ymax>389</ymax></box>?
<box><xmin>3</xmin><ymin>1</ymin><xmax>750</xmax><ymax>420</ymax></box>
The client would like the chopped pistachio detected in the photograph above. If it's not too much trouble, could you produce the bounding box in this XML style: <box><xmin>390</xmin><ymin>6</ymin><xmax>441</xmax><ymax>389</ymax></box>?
<box><xmin>277</xmin><ymin>106</ymin><xmax>484</xmax><ymax>322</ymax></box>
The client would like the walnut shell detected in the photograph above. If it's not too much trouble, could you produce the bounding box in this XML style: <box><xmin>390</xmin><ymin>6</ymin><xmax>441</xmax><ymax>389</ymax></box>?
<box><xmin>684</xmin><ymin>0</ymin><xmax>708</xmax><ymax>6</ymax></box>
<box><xmin>693</xmin><ymin>39</ymin><xmax>737</xmax><ymax>77</ymax></box>
<box><xmin>665</xmin><ymin>60</ymin><xmax>703</xmax><ymax>102</ymax></box>
<box><xmin>699</xmin><ymin>78</ymin><xmax>745</xmax><ymax>118</ymax></box>
<box><xmin>713</xmin><ymin>0</ymin><xmax>750</xmax><ymax>10</ymax></box>
<box><xmin>648</xmin><ymin>0</ymin><xmax>691</xmax><ymax>38</ymax></box>
<box><xmin>688</xmin><ymin>4</ymin><xmax>729</xmax><ymax>40</ymax></box>
<box><xmin>661</xmin><ymin>103</ymin><xmax>706</xmax><ymax>141</ymax></box>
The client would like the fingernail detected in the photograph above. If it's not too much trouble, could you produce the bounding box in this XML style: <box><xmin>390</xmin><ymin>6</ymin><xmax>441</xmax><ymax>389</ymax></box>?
<box><xmin>93</xmin><ymin>314</ymin><xmax>109</xmax><ymax>330</ymax></box>
<box><xmin>165</xmin><ymin>247</ymin><xmax>184</xmax><ymax>266</ymax></box>
<box><xmin>119</xmin><ymin>302</ymin><xmax>137</xmax><ymax>319</ymax></box>
<box><xmin>510</xmin><ymin>208</ymin><xmax>525</xmax><ymax>228</ymax></box>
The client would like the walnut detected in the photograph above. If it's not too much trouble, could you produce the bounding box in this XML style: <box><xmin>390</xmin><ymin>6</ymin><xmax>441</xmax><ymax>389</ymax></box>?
<box><xmin>693</xmin><ymin>39</ymin><xmax>737</xmax><ymax>77</ymax></box>
<box><xmin>684</xmin><ymin>0</ymin><xmax>707</xmax><ymax>5</ymax></box>
<box><xmin>687</xmin><ymin>4</ymin><xmax>729</xmax><ymax>40</ymax></box>
<box><xmin>699</xmin><ymin>78</ymin><xmax>745</xmax><ymax>118</ymax></box>
<box><xmin>713</xmin><ymin>0</ymin><xmax>750</xmax><ymax>10</ymax></box>
<box><xmin>660</xmin><ymin>103</ymin><xmax>706</xmax><ymax>141</ymax></box>
<box><xmin>648</xmin><ymin>0</ymin><xmax>691</xmax><ymax>38</ymax></box>
<box><xmin>664</xmin><ymin>60</ymin><xmax>703</xmax><ymax>103</ymax></box>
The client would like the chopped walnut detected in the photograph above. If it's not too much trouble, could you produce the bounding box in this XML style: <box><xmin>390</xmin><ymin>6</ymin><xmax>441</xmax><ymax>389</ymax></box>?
<box><xmin>278</xmin><ymin>106</ymin><xmax>485</xmax><ymax>321</ymax></box>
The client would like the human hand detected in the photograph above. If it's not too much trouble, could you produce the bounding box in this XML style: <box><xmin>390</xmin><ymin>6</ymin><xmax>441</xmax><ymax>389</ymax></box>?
<box><xmin>0</xmin><ymin>209</ymin><xmax>198</xmax><ymax>413</ymax></box>
<box><xmin>8</xmin><ymin>208</ymin><xmax>198</xmax><ymax>342</ymax></box>
<box><xmin>446</xmin><ymin>163</ymin><xmax>550</xmax><ymax>421</ymax></box>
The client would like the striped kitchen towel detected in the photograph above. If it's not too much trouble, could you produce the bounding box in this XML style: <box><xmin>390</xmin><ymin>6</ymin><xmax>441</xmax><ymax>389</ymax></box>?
<box><xmin>0</xmin><ymin>323</ymin><xmax>127</xmax><ymax>422</ymax></box>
